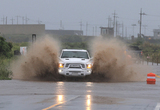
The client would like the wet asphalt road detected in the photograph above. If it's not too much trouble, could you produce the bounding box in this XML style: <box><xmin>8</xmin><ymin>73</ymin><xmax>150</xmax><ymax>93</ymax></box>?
<box><xmin>1</xmin><ymin>63</ymin><xmax>160</xmax><ymax>110</ymax></box>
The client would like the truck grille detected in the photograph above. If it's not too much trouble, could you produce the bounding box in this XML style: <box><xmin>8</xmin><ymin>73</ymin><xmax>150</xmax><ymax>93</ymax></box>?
<box><xmin>65</xmin><ymin>63</ymin><xmax>85</xmax><ymax>68</ymax></box>
<box><xmin>69</xmin><ymin>71</ymin><xmax>81</xmax><ymax>73</ymax></box>
<box><xmin>69</xmin><ymin>71</ymin><xmax>81</xmax><ymax>75</ymax></box>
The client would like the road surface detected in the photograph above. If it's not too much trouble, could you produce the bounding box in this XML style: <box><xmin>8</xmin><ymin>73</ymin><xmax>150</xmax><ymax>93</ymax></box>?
<box><xmin>0</xmin><ymin>63</ymin><xmax>160</xmax><ymax>110</ymax></box>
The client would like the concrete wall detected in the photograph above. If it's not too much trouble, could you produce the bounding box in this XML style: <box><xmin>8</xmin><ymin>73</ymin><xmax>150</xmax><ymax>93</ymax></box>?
<box><xmin>45</xmin><ymin>30</ymin><xmax>83</xmax><ymax>36</ymax></box>
<box><xmin>0</xmin><ymin>24</ymin><xmax>45</xmax><ymax>35</ymax></box>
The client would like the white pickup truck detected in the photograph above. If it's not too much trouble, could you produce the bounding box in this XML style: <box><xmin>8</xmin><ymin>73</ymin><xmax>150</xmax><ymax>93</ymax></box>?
<box><xmin>58</xmin><ymin>49</ymin><xmax>92</xmax><ymax>77</ymax></box>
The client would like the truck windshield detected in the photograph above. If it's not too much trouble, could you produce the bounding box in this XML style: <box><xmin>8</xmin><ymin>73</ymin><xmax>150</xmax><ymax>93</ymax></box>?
<box><xmin>61</xmin><ymin>51</ymin><xmax>89</xmax><ymax>59</ymax></box>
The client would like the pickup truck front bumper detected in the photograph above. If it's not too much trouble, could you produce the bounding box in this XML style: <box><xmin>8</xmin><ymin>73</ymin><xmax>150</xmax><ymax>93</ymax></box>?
<box><xmin>58</xmin><ymin>68</ymin><xmax>92</xmax><ymax>76</ymax></box>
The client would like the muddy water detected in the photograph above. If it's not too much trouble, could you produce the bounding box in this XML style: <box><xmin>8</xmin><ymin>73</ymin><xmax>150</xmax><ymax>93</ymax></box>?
<box><xmin>11</xmin><ymin>36</ymin><xmax>150</xmax><ymax>81</ymax></box>
<box><xmin>12</xmin><ymin>36</ymin><xmax>61</xmax><ymax>81</ymax></box>
<box><xmin>89</xmin><ymin>38</ymin><xmax>150</xmax><ymax>82</ymax></box>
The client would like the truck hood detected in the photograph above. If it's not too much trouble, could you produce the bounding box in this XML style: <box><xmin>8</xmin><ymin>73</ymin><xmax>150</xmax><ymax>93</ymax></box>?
<box><xmin>60</xmin><ymin>58</ymin><xmax>91</xmax><ymax>64</ymax></box>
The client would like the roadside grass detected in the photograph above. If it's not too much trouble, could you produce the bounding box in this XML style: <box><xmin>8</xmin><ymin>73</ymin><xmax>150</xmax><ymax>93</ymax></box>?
<box><xmin>0</xmin><ymin>56</ymin><xmax>13</xmax><ymax>80</ymax></box>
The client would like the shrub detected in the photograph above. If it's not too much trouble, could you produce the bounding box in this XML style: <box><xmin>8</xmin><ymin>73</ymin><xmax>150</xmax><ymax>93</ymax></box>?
<box><xmin>0</xmin><ymin>56</ymin><xmax>12</xmax><ymax>80</ymax></box>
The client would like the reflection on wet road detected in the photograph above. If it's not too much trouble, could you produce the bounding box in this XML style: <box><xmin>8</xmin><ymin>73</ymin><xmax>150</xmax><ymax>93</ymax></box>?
<box><xmin>0</xmin><ymin>79</ymin><xmax>160</xmax><ymax>109</ymax></box>
<box><xmin>56</xmin><ymin>82</ymin><xmax>65</xmax><ymax>95</ymax></box>
<box><xmin>42</xmin><ymin>95</ymin><xmax>65</xmax><ymax>110</ymax></box>
<box><xmin>86</xmin><ymin>82</ymin><xmax>92</xmax><ymax>110</ymax></box>
<box><xmin>86</xmin><ymin>95</ymin><xmax>91</xmax><ymax>110</ymax></box>
<box><xmin>43</xmin><ymin>82</ymin><xmax>93</xmax><ymax>110</ymax></box>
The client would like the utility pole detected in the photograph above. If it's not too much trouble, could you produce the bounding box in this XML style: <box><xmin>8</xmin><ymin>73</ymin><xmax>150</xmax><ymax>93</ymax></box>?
<box><xmin>16</xmin><ymin>16</ymin><xmax>19</xmax><ymax>24</ymax></box>
<box><xmin>122</xmin><ymin>22</ymin><xmax>124</xmax><ymax>38</ymax></box>
<box><xmin>95</xmin><ymin>26</ymin><xmax>97</xmax><ymax>36</ymax></box>
<box><xmin>116</xmin><ymin>21</ymin><xmax>118</xmax><ymax>37</ymax></box>
<box><xmin>139</xmin><ymin>8</ymin><xmax>146</xmax><ymax>38</ymax></box>
<box><xmin>125</xmin><ymin>27</ymin><xmax>127</xmax><ymax>38</ymax></box>
<box><xmin>115</xmin><ymin>19</ymin><xmax>119</xmax><ymax>37</ymax></box>
<box><xmin>143</xmin><ymin>25</ymin><xmax>147</xmax><ymax>35</ymax></box>
<box><xmin>1</xmin><ymin>16</ymin><xmax>5</xmax><ymax>24</ymax></box>
<box><xmin>6</xmin><ymin>17</ymin><xmax>7</xmax><ymax>24</ymax></box>
<box><xmin>113</xmin><ymin>11</ymin><xmax>117</xmax><ymax>29</ymax></box>
<box><xmin>107</xmin><ymin>16</ymin><xmax>112</xmax><ymax>28</ymax></box>
<box><xmin>108</xmin><ymin>16</ymin><xmax>109</xmax><ymax>27</ymax></box>
<box><xmin>10</xmin><ymin>17</ymin><xmax>15</xmax><ymax>24</ymax></box>
<box><xmin>132</xmin><ymin>24</ymin><xmax>136</xmax><ymax>36</ymax></box>
<box><xmin>22</xmin><ymin>17</ymin><xmax>24</xmax><ymax>24</ymax></box>
<box><xmin>25</xmin><ymin>16</ymin><xmax>29</xmax><ymax>24</ymax></box>
<box><xmin>16</xmin><ymin>16</ymin><xmax>21</xmax><ymax>24</ymax></box>
<box><xmin>93</xmin><ymin>27</ymin><xmax>94</xmax><ymax>36</ymax></box>
<box><xmin>79</xmin><ymin>21</ymin><xmax>82</xmax><ymax>31</ymax></box>
<box><xmin>86</xmin><ymin>22</ymin><xmax>88</xmax><ymax>36</ymax></box>
<box><xmin>60</xmin><ymin>20</ymin><xmax>64</xmax><ymax>30</ymax></box>
<box><xmin>112</xmin><ymin>11</ymin><xmax>118</xmax><ymax>37</ymax></box>
<box><xmin>118</xmin><ymin>23</ymin><xmax>122</xmax><ymax>36</ymax></box>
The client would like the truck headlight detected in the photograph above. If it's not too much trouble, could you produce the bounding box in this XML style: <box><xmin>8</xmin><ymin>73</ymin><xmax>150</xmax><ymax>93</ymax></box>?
<box><xmin>86</xmin><ymin>64</ymin><xmax>92</xmax><ymax>69</ymax></box>
<box><xmin>59</xmin><ymin>63</ymin><xmax>64</xmax><ymax>68</ymax></box>
<box><xmin>58</xmin><ymin>69</ymin><xmax>63</xmax><ymax>73</ymax></box>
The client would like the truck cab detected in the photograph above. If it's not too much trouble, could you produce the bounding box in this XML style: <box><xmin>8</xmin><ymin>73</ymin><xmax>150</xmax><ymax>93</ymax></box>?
<box><xmin>58</xmin><ymin>49</ymin><xmax>92</xmax><ymax>76</ymax></box>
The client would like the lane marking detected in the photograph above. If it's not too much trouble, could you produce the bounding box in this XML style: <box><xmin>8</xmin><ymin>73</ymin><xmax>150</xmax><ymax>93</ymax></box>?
<box><xmin>42</xmin><ymin>96</ymin><xmax>80</xmax><ymax>110</ymax></box>
<box><xmin>154</xmin><ymin>103</ymin><xmax>160</xmax><ymax>110</ymax></box>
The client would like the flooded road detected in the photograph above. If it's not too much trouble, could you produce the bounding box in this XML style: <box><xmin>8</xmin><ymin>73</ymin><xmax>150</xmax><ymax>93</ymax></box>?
<box><xmin>1</xmin><ymin>64</ymin><xmax>160</xmax><ymax>110</ymax></box>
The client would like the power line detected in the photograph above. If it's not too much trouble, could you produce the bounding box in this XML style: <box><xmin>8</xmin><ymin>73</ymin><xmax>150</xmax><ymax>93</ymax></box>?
<box><xmin>118</xmin><ymin>17</ymin><xmax>138</xmax><ymax>21</ymax></box>
<box><xmin>146</xmin><ymin>14</ymin><xmax>160</xmax><ymax>17</ymax></box>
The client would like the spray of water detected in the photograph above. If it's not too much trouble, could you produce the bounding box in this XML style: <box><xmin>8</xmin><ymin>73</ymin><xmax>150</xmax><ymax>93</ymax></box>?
<box><xmin>11</xmin><ymin>36</ymin><xmax>150</xmax><ymax>82</ymax></box>
<box><xmin>88</xmin><ymin>37</ymin><xmax>149</xmax><ymax>82</ymax></box>
<box><xmin>12</xmin><ymin>36</ymin><xmax>61</xmax><ymax>81</ymax></box>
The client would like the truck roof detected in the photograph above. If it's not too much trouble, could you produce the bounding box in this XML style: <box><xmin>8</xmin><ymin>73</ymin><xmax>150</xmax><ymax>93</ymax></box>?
<box><xmin>62</xmin><ymin>49</ymin><xmax>87</xmax><ymax>52</ymax></box>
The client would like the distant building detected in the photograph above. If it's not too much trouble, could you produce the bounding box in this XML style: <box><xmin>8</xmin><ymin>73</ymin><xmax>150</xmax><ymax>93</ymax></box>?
<box><xmin>100</xmin><ymin>27</ymin><xmax>114</xmax><ymax>37</ymax></box>
<box><xmin>45</xmin><ymin>30</ymin><xmax>83</xmax><ymax>36</ymax></box>
<box><xmin>153</xmin><ymin>29</ymin><xmax>160</xmax><ymax>39</ymax></box>
<box><xmin>0</xmin><ymin>24</ymin><xmax>45</xmax><ymax>35</ymax></box>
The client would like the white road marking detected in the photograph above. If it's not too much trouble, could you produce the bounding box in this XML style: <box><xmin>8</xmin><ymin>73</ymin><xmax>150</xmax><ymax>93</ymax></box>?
<box><xmin>155</xmin><ymin>103</ymin><xmax>160</xmax><ymax>110</ymax></box>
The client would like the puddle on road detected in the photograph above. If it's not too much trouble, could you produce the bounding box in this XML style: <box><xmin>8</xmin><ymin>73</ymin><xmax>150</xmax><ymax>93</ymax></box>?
<box><xmin>37</xmin><ymin>96</ymin><xmax>57</xmax><ymax>103</ymax></box>
<box><xmin>91</xmin><ymin>96</ymin><xmax>125</xmax><ymax>105</ymax></box>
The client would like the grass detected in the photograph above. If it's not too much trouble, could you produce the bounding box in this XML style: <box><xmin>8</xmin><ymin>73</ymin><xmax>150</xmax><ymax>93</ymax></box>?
<box><xmin>0</xmin><ymin>56</ymin><xmax>13</xmax><ymax>80</ymax></box>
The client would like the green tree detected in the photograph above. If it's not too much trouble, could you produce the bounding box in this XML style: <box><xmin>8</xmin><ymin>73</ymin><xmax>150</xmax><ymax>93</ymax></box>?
<box><xmin>0</xmin><ymin>36</ymin><xmax>13</xmax><ymax>57</ymax></box>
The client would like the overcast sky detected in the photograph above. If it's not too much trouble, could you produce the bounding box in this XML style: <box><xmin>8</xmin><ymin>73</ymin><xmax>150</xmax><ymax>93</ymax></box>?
<box><xmin>0</xmin><ymin>0</ymin><xmax>160</xmax><ymax>37</ymax></box>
